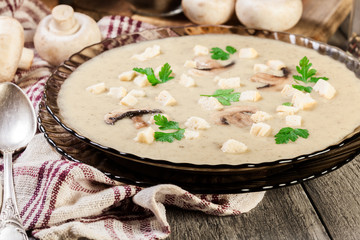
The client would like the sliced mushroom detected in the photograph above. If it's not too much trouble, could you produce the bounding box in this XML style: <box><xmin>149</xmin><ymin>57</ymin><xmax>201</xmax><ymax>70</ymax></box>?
<box><xmin>193</xmin><ymin>56</ymin><xmax>234</xmax><ymax>70</ymax></box>
<box><xmin>188</xmin><ymin>56</ymin><xmax>235</xmax><ymax>77</ymax></box>
<box><xmin>251</xmin><ymin>69</ymin><xmax>290</xmax><ymax>91</ymax></box>
<box><xmin>131</xmin><ymin>116</ymin><xmax>149</xmax><ymax>129</ymax></box>
<box><xmin>212</xmin><ymin>106</ymin><xmax>257</xmax><ymax>128</ymax></box>
<box><xmin>104</xmin><ymin>109</ymin><xmax>162</xmax><ymax>125</ymax></box>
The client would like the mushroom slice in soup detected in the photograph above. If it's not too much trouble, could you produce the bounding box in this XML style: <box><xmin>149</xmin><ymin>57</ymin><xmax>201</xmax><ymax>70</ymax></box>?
<box><xmin>251</xmin><ymin>69</ymin><xmax>290</xmax><ymax>91</ymax></box>
<box><xmin>104</xmin><ymin>109</ymin><xmax>162</xmax><ymax>125</ymax></box>
<box><xmin>212</xmin><ymin>106</ymin><xmax>257</xmax><ymax>127</ymax></box>
<box><xmin>193</xmin><ymin>56</ymin><xmax>235</xmax><ymax>70</ymax></box>
<box><xmin>131</xmin><ymin>116</ymin><xmax>149</xmax><ymax>129</ymax></box>
<box><xmin>188</xmin><ymin>56</ymin><xmax>235</xmax><ymax>77</ymax></box>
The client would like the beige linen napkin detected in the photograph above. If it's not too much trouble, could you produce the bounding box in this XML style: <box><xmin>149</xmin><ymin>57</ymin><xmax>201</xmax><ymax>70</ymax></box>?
<box><xmin>0</xmin><ymin>1</ymin><xmax>265</xmax><ymax>239</ymax></box>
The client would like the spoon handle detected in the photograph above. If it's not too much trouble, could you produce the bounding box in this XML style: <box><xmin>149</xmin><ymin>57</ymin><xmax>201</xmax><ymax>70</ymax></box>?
<box><xmin>0</xmin><ymin>151</ymin><xmax>28</xmax><ymax>240</ymax></box>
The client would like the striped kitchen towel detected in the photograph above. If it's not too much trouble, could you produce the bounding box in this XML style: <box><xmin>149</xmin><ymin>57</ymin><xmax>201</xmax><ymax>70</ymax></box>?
<box><xmin>0</xmin><ymin>0</ymin><xmax>265</xmax><ymax>239</ymax></box>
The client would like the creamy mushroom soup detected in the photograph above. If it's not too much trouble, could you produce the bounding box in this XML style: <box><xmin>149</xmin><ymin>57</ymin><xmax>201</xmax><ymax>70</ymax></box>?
<box><xmin>57</xmin><ymin>34</ymin><xmax>360</xmax><ymax>165</ymax></box>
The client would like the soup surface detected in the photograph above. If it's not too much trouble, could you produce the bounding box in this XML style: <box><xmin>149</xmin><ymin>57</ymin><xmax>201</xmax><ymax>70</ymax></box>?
<box><xmin>57</xmin><ymin>34</ymin><xmax>360</xmax><ymax>165</ymax></box>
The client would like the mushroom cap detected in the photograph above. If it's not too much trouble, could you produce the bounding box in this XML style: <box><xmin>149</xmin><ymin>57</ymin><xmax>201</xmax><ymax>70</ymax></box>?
<box><xmin>182</xmin><ymin>0</ymin><xmax>235</xmax><ymax>25</ymax></box>
<box><xmin>34</xmin><ymin>9</ymin><xmax>102</xmax><ymax>66</ymax></box>
<box><xmin>235</xmin><ymin>0</ymin><xmax>303</xmax><ymax>31</ymax></box>
<box><xmin>0</xmin><ymin>16</ymin><xmax>24</xmax><ymax>82</ymax></box>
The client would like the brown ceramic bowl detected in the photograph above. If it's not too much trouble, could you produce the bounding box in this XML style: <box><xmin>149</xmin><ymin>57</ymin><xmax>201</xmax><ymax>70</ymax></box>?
<box><xmin>40</xmin><ymin>25</ymin><xmax>360</xmax><ymax>193</ymax></box>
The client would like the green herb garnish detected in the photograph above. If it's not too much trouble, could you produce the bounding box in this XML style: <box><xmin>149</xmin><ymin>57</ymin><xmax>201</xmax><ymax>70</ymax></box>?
<box><xmin>210</xmin><ymin>46</ymin><xmax>237</xmax><ymax>60</ymax></box>
<box><xmin>154</xmin><ymin>114</ymin><xmax>185</xmax><ymax>143</ymax></box>
<box><xmin>133</xmin><ymin>63</ymin><xmax>174</xmax><ymax>86</ymax></box>
<box><xmin>292</xmin><ymin>56</ymin><xmax>328</xmax><ymax>92</ymax></box>
<box><xmin>200</xmin><ymin>89</ymin><xmax>240</xmax><ymax>106</ymax></box>
<box><xmin>274</xmin><ymin>127</ymin><xmax>309</xmax><ymax>144</ymax></box>
<box><xmin>158</xmin><ymin>63</ymin><xmax>174</xmax><ymax>83</ymax></box>
<box><xmin>226</xmin><ymin>46</ymin><xmax>237</xmax><ymax>54</ymax></box>
<box><xmin>282</xmin><ymin>102</ymin><xmax>293</xmax><ymax>106</ymax></box>
<box><xmin>292</xmin><ymin>85</ymin><xmax>313</xmax><ymax>93</ymax></box>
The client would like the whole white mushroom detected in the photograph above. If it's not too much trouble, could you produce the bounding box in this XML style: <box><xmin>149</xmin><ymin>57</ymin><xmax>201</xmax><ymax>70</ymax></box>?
<box><xmin>34</xmin><ymin>5</ymin><xmax>101</xmax><ymax>66</ymax></box>
<box><xmin>235</xmin><ymin>0</ymin><xmax>303</xmax><ymax>31</ymax></box>
<box><xmin>182</xmin><ymin>0</ymin><xmax>235</xmax><ymax>25</ymax></box>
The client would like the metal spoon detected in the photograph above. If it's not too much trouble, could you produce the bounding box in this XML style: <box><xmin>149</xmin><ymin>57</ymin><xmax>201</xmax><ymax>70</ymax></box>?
<box><xmin>0</xmin><ymin>82</ymin><xmax>36</xmax><ymax>240</ymax></box>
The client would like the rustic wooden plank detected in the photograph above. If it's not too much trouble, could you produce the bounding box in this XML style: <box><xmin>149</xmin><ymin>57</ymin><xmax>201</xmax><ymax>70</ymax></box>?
<box><xmin>166</xmin><ymin>185</ymin><xmax>330</xmax><ymax>240</ymax></box>
<box><xmin>43</xmin><ymin>0</ymin><xmax>351</xmax><ymax>42</ymax></box>
<box><xmin>303</xmin><ymin>155</ymin><xmax>360</xmax><ymax>240</ymax></box>
<box><xmin>289</xmin><ymin>0</ymin><xmax>352</xmax><ymax>42</ymax></box>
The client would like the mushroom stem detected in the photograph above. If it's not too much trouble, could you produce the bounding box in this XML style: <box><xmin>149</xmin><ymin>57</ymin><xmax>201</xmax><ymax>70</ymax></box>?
<box><xmin>49</xmin><ymin>4</ymin><xmax>80</xmax><ymax>35</ymax></box>
<box><xmin>18</xmin><ymin>48</ymin><xmax>34</xmax><ymax>70</ymax></box>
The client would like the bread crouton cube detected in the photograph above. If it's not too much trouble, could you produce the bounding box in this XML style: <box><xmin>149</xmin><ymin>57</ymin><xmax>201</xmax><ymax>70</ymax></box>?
<box><xmin>86</xmin><ymin>82</ymin><xmax>107</xmax><ymax>94</ymax></box>
<box><xmin>198</xmin><ymin>96</ymin><xmax>224</xmax><ymax>111</ymax></box>
<box><xmin>281</xmin><ymin>84</ymin><xmax>299</xmax><ymax>99</ymax></box>
<box><xmin>134</xmin><ymin>127</ymin><xmax>155</xmax><ymax>144</ymax></box>
<box><xmin>131</xmin><ymin>45</ymin><xmax>161</xmax><ymax>61</ymax></box>
<box><xmin>240</xmin><ymin>90</ymin><xmax>262</xmax><ymax>102</ymax></box>
<box><xmin>313</xmin><ymin>79</ymin><xmax>336</xmax><ymax>99</ymax></box>
<box><xmin>193</xmin><ymin>45</ymin><xmax>209</xmax><ymax>56</ymax></box>
<box><xmin>239</xmin><ymin>48</ymin><xmax>258</xmax><ymax>59</ymax></box>
<box><xmin>120</xmin><ymin>94</ymin><xmax>138</xmax><ymax>106</ymax></box>
<box><xmin>185</xmin><ymin>116</ymin><xmax>210</xmax><ymax>130</ymax></box>
<box><xmin>292</xmin><ymin>91</ymin><xmax>316</xmax><ymax>110</ymax></box>
<box><xmin>107</xmin><ymin>87</ymin><xmax>127</xmax><ymax>99</ymax></box>
<box><xmin>221</xmin><ymin>139</ymin><xmax>248</xmax><ymax>154</ymax></box>
<box><xmin>250</xmin><ymin>111</ymin><xmax>273</xmax><ymax>123</ymax></box>
<box><xmin>118</xmin><ymin>70</ymin><xmax>136</xmax><ymax>81</ymax></box>
<box><xmin>134</xmin><ymin>75</ymin><xmax>150</xmax><ymax>87</ymax></box>
<box><xmin>267</xmin><ymin>59</ymin><xmax>286</xmax><ymax>70</ymax></box>
<box><xmin>250</xmin><ymin>122</ymin><xmax>272</xmax><ymax>137</ymax></box>
<box><xmin>276</xmin><ymin>105</ymin><xmax>300</xmax><ymax>116</ymax></box>
<box><xmin>128</xmin><ymin>89</ymin><xmax>146</xmax><ymax>97</ymax></box>
<box><xmin>156</xmin><ymin>90</ymin><xmax>177</xmax><ymax>106</ymax></box>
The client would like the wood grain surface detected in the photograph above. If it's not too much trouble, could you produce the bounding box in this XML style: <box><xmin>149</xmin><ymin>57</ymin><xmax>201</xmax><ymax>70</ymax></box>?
<box><xmin>303</xmin><ymin>156</ymin><xmax>360</xmax><ymax>240</ymax></box>
<box><xmin>167</xmin><ymin>185</ymin><xmax>330</xmax><ymax>240</ymax></box>
<box><xmin>46</xmin><ymin>0</ymin><xmax>353</xmax><ymax>42</ymax></box>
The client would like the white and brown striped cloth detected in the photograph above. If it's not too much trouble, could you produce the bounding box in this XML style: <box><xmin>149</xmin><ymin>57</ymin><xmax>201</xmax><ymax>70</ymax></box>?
<box><xmin>0</xmin><ymin>0</ymin><xmax>265</xmax><ymax>239</ymax></box>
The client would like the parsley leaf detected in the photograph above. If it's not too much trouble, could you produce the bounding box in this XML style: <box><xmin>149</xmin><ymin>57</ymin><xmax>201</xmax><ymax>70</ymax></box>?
<box><xmin>158</xmin><ymin>63</ymin><xmax>174</xmax><ymax>83</ymax></box>
<box><xmin>133</xmin><ymin>67</ymin><xmax>160</xmax><ymax>85</ymax></box>
<box><xmin>154</xmin><ymin>129</ymin><xmax>185</xmax><ymax>143</ymax></box>
<box><xmin>226</xmin><ymin>46</ymin><xmax>237</xmax><ymax>54</ymax></box>
<box><xmin>210</xmin><ymin>47</ymin><xmax>229</xmax><ymax>60</ymax></box>
<box><xmin>275</xmin><ymin>127</ymin><xmax>309</xmax><ymax>144</ymax></box>
<box><xmin>200</xmin><ymin>89</ymin><xmax>241</xmax><ymax>106</ymax></box>
<box><xmin>282</xmin><ymin>102</ymin><xmax>292</xmax><ymax>106</ymax></box>
<box><xmin>292</xmin><ymin>56</ymin><xmax>328</xmax><ymax>93</ymax></box>
<box><xmin>210</xmin><ymin>46</ymin><xmax>237</xmax><ymax>60</ymax></box>
<box><xmin>154</xmin><ymin>115</ymin><xmax>180</xmax><ymax>130</ymax></box>
<box><xmin>292</xmin><ymin>84</ymin><xmax>313</xmax><ymax>93</ymax></box>
<box><xmin>133</xmin><ymin>63</ymin><xmax>174</xmax><ymax>86</ymax></box>
<box><xmin>153</xmin><ymin>114</ymin><xmax>185</xmax><ymax>143</ymax></box>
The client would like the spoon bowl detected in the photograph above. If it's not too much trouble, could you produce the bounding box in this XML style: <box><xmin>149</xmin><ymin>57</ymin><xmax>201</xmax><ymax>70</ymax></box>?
<box><xmin>0</xmin><ymin>82</ymin><xmax>36</xmax><ymax>240</ymax></box>
<box><xmin>0</xmin><ymin>83</ymin><xmax>36</xmax><ymax>151</ymax></box>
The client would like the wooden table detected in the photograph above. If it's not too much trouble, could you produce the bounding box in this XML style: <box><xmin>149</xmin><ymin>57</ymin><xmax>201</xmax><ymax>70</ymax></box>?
<box><xmin>46</xmin><ymin>0</ymin><xmax>353</xmax><ymax>43</ymax></box>
<box><xmin>39</xmin><ymin>0</ymin><xmax>360</xmax><ymax>239</ymax></box>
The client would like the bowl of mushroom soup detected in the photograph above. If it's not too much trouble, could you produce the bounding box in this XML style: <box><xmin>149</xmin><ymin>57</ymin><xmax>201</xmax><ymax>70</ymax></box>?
<box><xmin>40</xmin><ymin>25</ymin><xmax>360</xmax><ymax>193</ymax></box>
